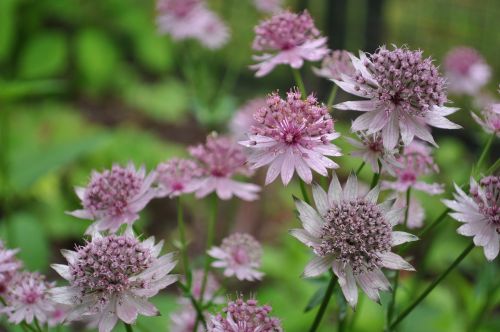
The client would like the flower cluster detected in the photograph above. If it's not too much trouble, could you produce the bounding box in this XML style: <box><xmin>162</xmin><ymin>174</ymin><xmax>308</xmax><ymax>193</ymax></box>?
<box><xmin>472</xmin><ymin>102</ymin><xmax>500</xmax><ymax>137</ymax></box>
<box><xmin>155</xmin><ymin>158</ymin><xmax>203</xmax><ymax>198</ymax></box>
<box><xmin>444</xmin><ymin>46</ymin><xmax>491</xmax><ymax>95</ymax></box>
<box><xmin>0</xmin><ymin>241</ymin><xmax>22</xmax><ymax>293</ymax></box>
<box><xmin>253</xmin><ymin>0</ymin><xmax>283</xmax><ymax>14</ymax></box>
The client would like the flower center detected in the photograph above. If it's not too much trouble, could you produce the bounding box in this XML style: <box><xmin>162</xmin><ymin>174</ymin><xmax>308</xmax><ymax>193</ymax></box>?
<box><xmin>24</xmin><ymin>291</ymin><xmax>40</xmax><ymax>304</ymax></box>
<box><xmin>471</xmin><ymin>176</ymin><xmax>500</xmax><ymax>232</ymax></box>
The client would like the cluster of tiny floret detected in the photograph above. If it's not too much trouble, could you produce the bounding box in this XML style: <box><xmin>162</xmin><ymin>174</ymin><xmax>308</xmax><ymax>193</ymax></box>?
<box><xmin>157</xmin><ymin>0</ymin><xmax>200</xmax><ymax>17</ymax></box>
<box><xmin>156</xmin><ymin>158</ymin><xmax>202</xmax><ymax>192</ymax></box>
<box><xmin>470</xmin><ymin>175</ymin><xmax>499</xmax><ymax>231</ymax></box>
<box><xmin>5</xmin><ymin>272</ymin><xmax>52</xmax><ymax>308</ymax></box>
<box><xmin>394</xmin><ymin>143</ymin><xmax>437</xmax><ymax>183</ymax></box>
<box><xmin>221</xmin><ymin>233</ymin><xmax>262</xmax><ymax>266</ymax></box>
<box><xmin>0</xmin><ymin>242</ymin><xmax>21</xmax><ymax>293</ymax></box>
<box><xmin>316</xmin><ymin>50</ymin><xmax>356</xmax><ymax>80</ymax></box>
<box><xmin>444</xmin><ymin>47</ymin><xmax>485</xmax><ymax>74</ymax></box>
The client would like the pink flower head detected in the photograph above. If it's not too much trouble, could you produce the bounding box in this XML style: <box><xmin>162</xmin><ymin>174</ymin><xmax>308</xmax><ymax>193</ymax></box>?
<box><xmin>240</xmin><ymin>90</ymin><xmax>341</xmax><ymax>185</ymax></box>
<box><xmin>208</xmin><ymin>233</ymin><xmax>264</xmax><ymax>281</ymax></box>
<box><xmin>334</xmin><ymin>45</ymin><xmax>461</xmax><ymax>150</ymax></box>
<box><xmin>313</xmin><ymin>50</ymin><xmax>356</xmax><ymax>81</ymax></box>
<box><xmin>382</xmin><ymin>141</ymin><xmax>443</xmax><ymax>195</ymax></box>
<box><xmin>250</xmin><ymin>10</ymin><xmax>328</xmax><ymax>77</ymax></box>
<box><xmin>48</xmin><ymin>305</ymin><xmax>68</xmax><ymax>327</ymax></box>
<box><xmin>50</xmin><ymin>230</ymin><xmax>178</xmax><ymax>332</ymax></box>
<box><xmin>346</xmin><ymin>131</ymin><xmax>402</xmax><ymax>175</ymax></box>
<box><xmin>253</xmin><ymin>0</ymin><xmax>283</xmax><ymax>14</ymax></box>
<box><xmin>155</xmin><ymin>158</ymin><xmax>203</xmax><ymax>198</ymax></box>
<box><xmin>68</xmin><ymin>163</ymin><xmax>157</xmax><ymax>234</ymax></box>
<box><xmin>443</xmin><ymin>176</ymin><xmax>499</xmax><ymax>261</ymax></box>
<box><xmin>472</xmin><ymin>102</ymin><xmax>500</xmax><ymax>137</ymax></box>
<box><xmin>208</xmin><ymin>297</ymin><xmax>282</xmax><ymax>332</ymax></box>
<box><xmin>444</xmin><ymin>47</ymin><xmax>491</xmax><ymax>95</ymax></box>
<box><xmin>230</xmin><ymin>98</ymin><xmax>267</xmax><ymax>140</ymax></box>
<box><xmin>170</xmin><ymin>303</ymin><xmax>205</xmax><ymax>332</ymax></box>
<box><xmin>1</xmin><ymin>272</ymin><xmax>55</xmax><ymax>325</ymax></box>
<box><xmin>189</xmin><ymin>134</ymin><xmax>261</xmax><ymax>201</ymax></box>
<box><xmin>291</xmin><ymin>173</ymin><xmax>417</xmax><ymax>307</ymax></box>
<box><xmin>156</xmin><ymin>0</ymin><xmax>230</xmax><ymax>49</ymax></box>
<box><xmin>0</xmin><ymin>240</ymin><xmax>22</xmax><ymax>294</ymax></box>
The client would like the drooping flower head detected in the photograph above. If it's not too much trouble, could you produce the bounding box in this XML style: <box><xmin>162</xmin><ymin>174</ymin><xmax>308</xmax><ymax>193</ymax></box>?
<box><xmin>251</xmin><ymin>10</ymin><xmax>328</xmax><ymax>77</ymax></box>
<box><xmin>68</xmin><ymin>163</ymin><xmax>156</xmax><ymax>233</ymax></box>
<box><xmin>208</xmin><ymin>233</ymin><xmax>264</xmax><ymax>281</ymax></box>
<box><xmin>189</xmin><ymin>134</ymin><xmax>260</xmax><ymax>201</ymax></box>
<box><xmin>230</xmin><ymin>98</ymin><xmax>267</xmax><ymax>140</ymax></box>
<box><xmin>382</xmin><ymin>141</ymin><xmax>443</xmax><ymax>194</ymax></box>
<box><xmin>444</xmin><ymin>46</ymin><xmax>491</xmax><ymax>95</ymax></box>
<box><xmin>1</xmin><ymin>272</ymin><xmax>55</xmax><ymax>325</ymax></box>
<box><xmin>471</xmin><ymin>102</ymin><xmax>500</xmax><ymax>137</ymax></box>
<box><xmin>240</xmin><ymin>89</ymin><xmax>341</xmax><ymax>185</ymax></box>
<box><xmin>0</xmin><ymin>240</ymin><xmax>22</xmax><ymax>293</ymax></box>
<box><xmin>208</xmin><ymin>297</ymin><xmax>282</xmax><ymax>332</ymax></box>
<box><xmin>155</xmin><ymin>158</ymin><xmax>203</xmax><ymax>198</ymax></box>
<box><xmin>334</xmin><ymin>45</ymin><xmax>461</xmax><ymax>150</ymax></box>
<box><xmin>313</xmin><ymin>50</ymin><xmax>356</xmax><ymax>81</ymax></box>
<box><xmin>443</xmin><ymin>175</ymin><xmax>499</xmax><ymax>261</ymax></box>
<box><xmin>156</xmin><ymin>0</ymin><xmax>230</xmax><ymax>49</ymax></box>
<box><xmin>50</xmin><ymin>230</ymin><xmax>178</xmax><ymax>332</ymax></box>
<box><xmin>290</xmin><ymin>173</ymin><xmax>416</xmax><ymax>307</ymax></box>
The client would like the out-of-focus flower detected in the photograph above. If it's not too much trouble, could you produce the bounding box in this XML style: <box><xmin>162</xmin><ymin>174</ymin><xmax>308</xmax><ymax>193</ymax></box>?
<box><xmin>170</xmin><ymin>303</ymin><xmax>204</xmax><ymax>332</ymax></box>
<box><xmin>334</xmin><ymin>45</ymin><xmax>461</xmax><ymax>150</ymax></box>
<box><xmin>443</xmin><ymin>176</ymin><xmax>499</xmax><ymax>261</ymax></box>
<box><xmin>188</xmin><ymin>270</ymin><xmax>222</xmax><ymax>303</ymax></box>
<box><xmin>189</xmin><ymin>134</ymin><xmax>260</xmax><ymax>201</ymax></box>
<box><xmin>393</xmin><ymin>194</ymin><xmax>425</xmax><ymax>229</ymax></box>
<box><xmin>47</xmin><ymin>306</ymin><xmax>68</xmax><ymax>327</ymax></box>
<box><xmin>1</xmin><ymin>272</ymin><xmax>55</xmax><ymax>325</ymax></box>
<box><xmin>156</xmin><ymin>0</ymin><xmax>230</xmax><ymax>49</ymax></box>
<box><xmin>251</xmin><ymin>10</ymin><xmax>328</xmax><ymax>77</ymax></box>
<box><xmin>230</xmin><ymin>98</ymin><xmax>267</xmax><ymax>140</ymax></box>
<box><xmin>0</xmin><ymin>240</ymin><xmax>22</xmax><ymax>294</ymax></box>
<box><xmin>313</xmin><ymin>50</ymin><xmax>356</xmax><ymax>81</ymax></box>
<box><xmin>346</xmin><ymin>131</ymin><xmax>402</xmax><ymax>175</ymax></box>
<box><xmin>208</xmin><ymin>297</ymin><xmax>282</xmax><ymax>332</ymax></box>
<box><xmin>471</xmin><ymin>103</ymin><xmax>500</xmax><ymax>137</ymax></box>
<box><xmin>253</xmin><ymin>0</ymin><xmax>283</xmax><ymax>13</ymax></box>
<box><xmin>382</xmin><ymin>141</ymin><xmax>443</xmax><ymax>195</ymax></box>
<box><xmin>291</xmin><ymin>173</ymin><xmax>417</xmax><ymax>307</ymax></box>
<box><xmin>68</xmin><ymin>163</ymin><xmax>156</xmax><ymax>234</ymax></box>
<box><xmin>155</xmin><ymin>158</ymin><xmax>203</xmax><ymax>198</ymax></box>
<box><xmin>444</xmin><ymin>47</ymin><xmax>491</xmax><ymax>95</ymax></box>
<box><xmin>208</xmin><ymin>233</ymin><xmax>264</xmax><ymax>281</ymax></box>
<box><xmin>240</xmin><ymin>90</ymin><xmax>341</xmax><ymax>185</ymax></box>
<box><xmin>50</xmin><ymin>230</ymin><xmax>178</xmax><ymax>332</ymax></box>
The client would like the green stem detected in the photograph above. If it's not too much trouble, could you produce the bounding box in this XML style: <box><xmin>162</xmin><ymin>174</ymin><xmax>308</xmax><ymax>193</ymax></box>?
<box><xmin>327</xmin><ymin>85</ymin><xmax>339</xmax><ymax>108</ymax></box>
<box><xmin>486</xmin><ymin>158</ymin><xmax>500</xmax><ymax>175</ymax></box>
<box><xmin>308</xmin><ymin>274</ymin><xmax>337</xmax><ymax>332</ymax></box>
<box><xmin>178</xmin><ymin>282</ymin><xmax>207</xmax><ymax>328</ymax></box>
<box><xmin>33</xmin><ymin>319</ymin><xmax>43</xmax><ymax>332</ymax></box>
<box><xmin>475</xmin><ymin>133</ymin><xmax>495</xmax><ymax>173</ymax></box>
<box><xmin>418</xmin><ymin>208</ymin><xmax>450</xmax><ymax>239</ymax></box>
<box><xmin>389</xmin><ymin>242</ymin><xmax>475</xmax><ymax>329</ymax></box>
<box><xmin>292</xmin><ymin>68</ymin><xmax>307</xmax><ymax>97</ymax></box>
<box><xmin>299</xmin><ymin>179</ymin><xmax>311</xmax><ymax>205</ymax></box>
<box><xmin>355</xmin><ymin>161</ymin><xmax>366</xmax><ymax>176</ymax></box>
<box><xmin>369</xmin><ymin>161</ymin><xmax>382</xmax><ymax>189</ymax></box>
<box><xmin>177</xmin><ymin>196</ymin><xmax>192</xmax><ymax>288</ymax></box>
<box><xmin>124</xmin><ymin>323</ymin><xmax>134</xmax><ymax>332</ymax></box>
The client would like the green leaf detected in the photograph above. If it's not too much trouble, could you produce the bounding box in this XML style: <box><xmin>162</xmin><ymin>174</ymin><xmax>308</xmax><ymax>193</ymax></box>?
<box><xmin>134</xmin><ymin>31</ymin><xmax>173</xmax><ymax>72</ymax></box>
<box><xmin>18</xmin><ymin>32</ymin><xmax>68</xmax><ymax>78</ymax></box>
<box><xmin>0</xmin><ymin>79</ymin><xmax>65</xmax><ymax>101</ymax></box>
<box><xmin>304</xmin><ymin>282</ymin><xmax>328</xmax><ymax>312</ymax></box>
<box><xmin>0</xmin><ymin>0</ymin><xmax>17</xmax><ymax>62</ymax></box>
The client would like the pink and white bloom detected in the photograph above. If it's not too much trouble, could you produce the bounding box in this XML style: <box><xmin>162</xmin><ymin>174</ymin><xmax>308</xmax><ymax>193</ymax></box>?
<box><xmin>156</xmin><ymin>0</ymin><xmax>230</xmax><ymax>49</ymax></box>
<box><xmin>313</xmin><ymin>50</ymin><xmax>356</xmax><ymax>81</ymax></box>
<box><xmin>208</xmin><ymin>297</ymin><xmax>282</xmax><ymax>332</ymax></box>
<box><xmin>290</xmin><ymin>173</ymin><xmax>417</xmax><ymax>307</ymax></box>
<box><xmin>253</xmin><ymin>0</ymin><xmax>283</xmax><ymax>14</ymax></box>
<box><xmin>50</xmin><ymin>230</ymin><xmax>178</xmax><ymax>332</ymax></box>
<box><xmin>155</xmin><ymin>158</ymin><xmax>203</xmax><ymax>198</ymax></box>
<box><xmin>471</xmin><ymin>102</ymin><xmax>500</xmax><ymax>137</ymax></box>
<box><xmin>251</xmin><ymin>10</ymin><xmax>328</xmax><ymax>77</ymax></box>
<box><xmin>1</xmin><ymin>272</ymin><xmax>55</xmax><ymax>325</ymax></box>
<box><xmin>382</xmin><ymin>141</ymin><xmax>443</xmax><ymax>195</ymax></box>
<box><xmin>334</xmin><ymin>45</ymin><xmax>461</xmax><ymax>150</ymax></box>
<box><xmin>189</xmin><ymin>134</ymin><xmax>260</xmax><ymax>201</ymax></box>
<box><xmin>208</xmin><ymin>233</ymin><xmax>264</xmax><ymax>281</ymax></box>
<box><xmin>230</xmin><ymin>98</ymin><xmax>267</xmax><ymax>140</ymax></box>
<box><xmin>170</xmin><ymin>303</ymin><xmax>205</xmax><ymax>332</ymax></box>
<box><xmin>444</xmin><ymin>47</ymin><xmax>491</xmax><ymax>95</ymax></box>
<box><xmin>443</xmin><ymin>176</ymin><xmax>499</xmax><ymax>261</ymax></box>
<box><xmin>0</xmin><ymin>240</ymin><xmax>21</xmax><ymax>294</ymax></box>
<box><xmin>240</xmin><ymin>90</ymin><xmax>341</xmax><ymax>185</ymax></box>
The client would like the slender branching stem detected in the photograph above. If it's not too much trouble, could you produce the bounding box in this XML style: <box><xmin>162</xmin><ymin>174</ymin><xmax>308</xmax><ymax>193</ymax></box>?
<box><xmin>308</xmin><ymin>274</ymin><xmax>337</xmax><ymax>332</ymax></box>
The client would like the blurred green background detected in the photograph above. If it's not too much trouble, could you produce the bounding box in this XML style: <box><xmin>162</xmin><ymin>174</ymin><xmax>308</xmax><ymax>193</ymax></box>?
<box><xmin>0</xmin><ymin>0</ymin><xmax>498</xmax><ymax>331</ymax></box>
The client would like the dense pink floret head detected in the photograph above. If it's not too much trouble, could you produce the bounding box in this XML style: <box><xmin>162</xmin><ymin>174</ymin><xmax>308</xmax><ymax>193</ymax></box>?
<box><xmin>221</xmin><ymin>233</ymin><xmax>262</xmax><ymax>267</ymax></box>
<box><xmin>471</xmin><ymin>175</ymin><xmax>500</xmax><ymax>231</ymax></box>
<box><xmin>444</xmin><ymin>47</ymin><xmax>485</xmax><ymax>75</ymax></box>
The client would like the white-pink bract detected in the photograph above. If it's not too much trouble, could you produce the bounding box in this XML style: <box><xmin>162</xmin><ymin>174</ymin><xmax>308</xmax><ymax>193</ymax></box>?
<box><xmin>471</xmin><ymin>102</ymin><xmax>500</xmax><ymax>137</ymax></box>
<box><xmin>49</xmin><ymin>230</ymin><xmax>178</xmax><ymax>332</ymax></box>
<box><xmin>0</xmin><ymin>240</ymin><xmax>21</xmax><ymax>294</ymax></box>
<box><xmin>1</xmin><ymin>272</ymin><xmax>55</xmax><ymax>325</ymax></box>
<box><xmin>207</xmin><ymin>297</ymin><xmax>282</xmax><ymax>332</ymax></box>
<box><xmin>444</xmin><ymin>47</ymin><xmax>491</xmax><ymax>95</ymax></box>
<box><xmin>155</xmin><ymin>158</ymin><xmax>203</xmax><ymax>198</ymax></box>
<box><xmin>334</xmin><ymin>45</ymin><xmax>461</xmax><ymax>150</ymax></box>
<box><xmin>250</xmin><ymin>10</ymin><xmax>328</xmax><ymax>77</ymax></box>
<box><xmin>240</xmin><ymin>90</ymin><xmax>341</xmax><ymax>185</ymax></box>
<box><xmin>313</xmin><ymin>50</ymin><xmax>356</xmax><ymax>81</ymax></box>
<box><xmin>346</xmin><ymin>131</ymin><xmax>402</xmax><ymax>175</ymax></box>
<box><xmin>170</xmin><ymin>302</ymin><xmax>205</xmax><ymax>332</ymax></box>
<box><xmin>443</xmin><ymin>176</ymin><xmax>500</xmax><ymax>261</ymax></box>
<box><xmin>156</xmin><ymin>0</ymin><xmax>230</xmax><ymax>50</ymax></box>
<box><xmin>68</xmin><ymin>163</ymin><xmax>156</xmax><ymax>234</ymax></box>
<box><xmin>290</xmin><ymin>173</ymin><xmax>417</xmax><ymax>307</ymax></box>
<box><xmin>230</xmin><ymin>98</ymin><xmax>267</xmax><ymax>140</ymax></box>
<box><xmin>393</xmin><ymin>193</ymin><xmax>425</xmax><ymax>229</ymax></box>
<box><xmin>382</xmin><ymin>141</ymin><xmax>444</xmax><ymax>195</ymax></box>
<box><xmin>253</xmin><ymin>0</ymin><xmax>283</xmax><ymax>14</ymax></box>
<box><xmin>208</xmin><ymin>233</ymin><xmax>264</xmax><ymax>281</ymax></box>
<box><xmin>189</xmin><ymin>134</ymin><xmax>261</xmax><ymax>201</ymax></box>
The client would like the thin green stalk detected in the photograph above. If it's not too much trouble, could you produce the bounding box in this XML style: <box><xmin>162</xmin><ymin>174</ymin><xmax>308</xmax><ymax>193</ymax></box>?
<box><xmin>355</xmin><ymin>161</ymin><xmax>366</xmax><ymax>176</ymax></box>
<box><xmin>299</xmin><ymin>179</ymin><xmax>311</xmax><ymax>205</ymax></box>
<box><xmin>178</xmin><ymin>282</ymin><xmax>207</xmax><ymax>327</ymax></box>
<box><xmin>124</xmin><ymin>323</ymin><xmax>134</xmax><ymax>332</ymax></box>
<box><xmin>33</xmin><ymin>319</ymin><xmax>43</xmax><ymax>332</ymax></box>
<box><xmin>418</xmin><ymin>208</ymin><xmax>450</xmax><ymax>239</ymax></box>
<box><xmin>177</xmin><ymin>196</ymin><xmax>192</xmax><ymax>288</ymax></box>
<box><xmin>475</xmin><ymin>133</ymin><xmax>495</xmax><ymax>173</ymax></box>
<box><xmin>369</xmin><ymin>161</ymin><xmax>382</xmax><ymax>189</ymax></box>
<box><xmin>389</xmin><ymin>242</ymin><xmax>475</xmax><ymax>329</ymax></box>
<box><xmin>308</xmin><ymin>274</ymin><xmax>337</xmax><ymax>332</ymax></box>
<box><xmin>486</xmin><ymin>158</ymin><xmax>500</xmax><ymax>175</ymax></box>
<box><xmin>292</xmin><ymin>68</ymin><xmax>307</xmax><ymax>97</ymax></box>
<box><xmin>327</xmin><ymin>85</ymin><xmax>339</xmax><ymax>108</ymax></box>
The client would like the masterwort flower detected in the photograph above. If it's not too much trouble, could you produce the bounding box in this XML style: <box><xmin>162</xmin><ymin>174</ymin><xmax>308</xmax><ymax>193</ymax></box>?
<box><xmin>189</xmin><ymin>134</ymin><xmax>260</xmax><ymax>201</ymax></box>
<box><xmin>313</xmin><ymin>50</ymin><xmax>356</xmax><ymax>81</ymax></box>
<box><xmin>208</xmin><ymin>297</ymin><xmax>282</xmax><ymax>332</ymax></box>
<box><xmin>155</xmin><ymin>158</ymin><xmax>203</xmax><ymax>198</ymax></box>
<box><xmin>290</xmin><ymin>173</ymin><xmax>417</xmax><ymax>307</ymax></box>
<box><xmin>50</xmin><ymin>230</ymin><xmax>178</xmax><ymax>332</ymax></box>
<box><xmin>208</xmin><ymin>233</ymin><xmax>264</xmax><ymax>281</ymax></box>
<box><xmin>334</xmin><ymin>45</ymin><xmax>461</xmax><ymax>150</ymax></box>
<box><xmin>0</xmin><ymin>240</ymin><xmax>22</xmax><ymax>293</ymax></box>
<box><xmin>170</xmin><ymin>302</ymin><xmax>205</xmax><ymax>332</ymax></box>
<box><xmin>253</xmin><ymin>0</ymin><xmax>283</xmax><ymax>14</ymax></box>
<box><xmin>471</xmin><ymin>102</ymin><xmax>500</xmax><ymax>137</ymax></box>
<box><xmin>443</xmin><ymin>175</ymin><xmax>499</xmax><ymax>261</ymax></box>
<box><xmin>240</xmin><ymin>89</ymin><xmax>341</xmax><ymax>185</ymax></box>
<box><xmin>230</xmin><ymin>98</ymin><xmax>267</xmax><ymax>140</ymax></box>
<box><xmin>251</xmin><ymin>10</ymin><xmax>328</xmax><ymax>77</ymax></box>
<box><xmin>443</xmin><ymin>46</ymin><xmax>491</xmax><ymax>95</ymax></box>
